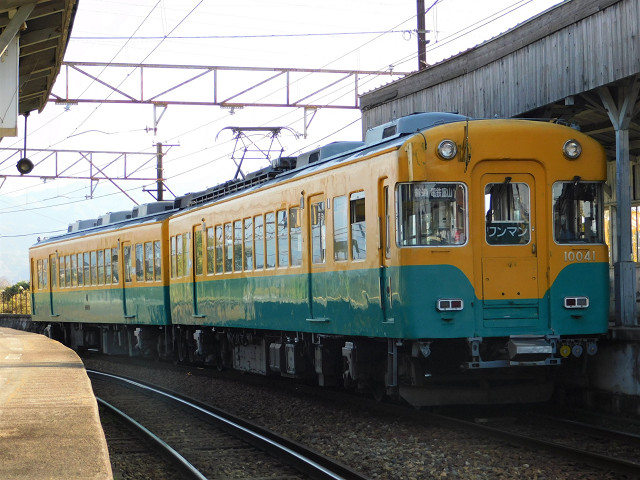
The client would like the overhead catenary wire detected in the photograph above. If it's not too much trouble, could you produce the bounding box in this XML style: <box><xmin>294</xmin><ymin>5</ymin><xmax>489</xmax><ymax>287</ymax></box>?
<box><xmin>1</xmin><ymin>0</ymin><xmax>551</xmax><ymax>215</ymax></box>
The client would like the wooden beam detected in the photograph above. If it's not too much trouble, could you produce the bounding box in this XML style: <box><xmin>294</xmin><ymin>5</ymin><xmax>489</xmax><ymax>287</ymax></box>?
<box><xmin>362</xmin><ymin>0</ymin><xmax>622</xmax><ymax>109</ymax></box>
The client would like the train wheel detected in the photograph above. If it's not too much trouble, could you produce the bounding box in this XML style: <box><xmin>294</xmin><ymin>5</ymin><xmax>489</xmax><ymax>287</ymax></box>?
<box><xmin>372</xmin><ymin>382</ymin><xmax>386</xmax><ymax>402</ymax></box>
<box><xmin>177</xmin><ymin>329</ymin><xmax>189</xmax><ymax>363</ymax></box>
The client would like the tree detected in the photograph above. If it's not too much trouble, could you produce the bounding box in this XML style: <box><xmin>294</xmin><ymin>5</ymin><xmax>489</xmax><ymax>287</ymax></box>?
<box><xmin>1</xmin><ymin>281</ymin><xmax>30</xmax><ymax>300</ymax></box>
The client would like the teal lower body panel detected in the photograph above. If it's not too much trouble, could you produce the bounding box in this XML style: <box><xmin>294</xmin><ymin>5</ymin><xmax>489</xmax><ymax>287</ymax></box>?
<box><xmin>31</xmin><ymin>286</ymin><xmax>170</xmax><ymax>326</ymax></box>
<box><xmin>172</xmin><ymin>272</ymin><xmax>382</xmax><ymax>336</ymax></box>
<box><xmin>171</xmin><ymin>262</ymin><xmax>609</xmax><ymax>341</ymax></box>
<box><xmin>547</xmin><ymin>262</ymin><xmax>610</xmax><ymax>335</ymax></box>
<box><xmin>171</xmin><ymin>266</ymin><xmax>479</xmax><ymax>338</ymax></box>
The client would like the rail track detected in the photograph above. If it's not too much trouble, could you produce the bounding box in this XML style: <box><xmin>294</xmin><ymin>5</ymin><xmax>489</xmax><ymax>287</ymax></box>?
<box><xmin>427</xmin><ymin>407</ymin><xmax>640</xmax><ymax>479</ymax></box>
<box><xmin>97</xmin><ymin>399</ymin><xmax>192</xmax><ymax>479</ymax></box>
<box><xmin>84</xmin><ymin>355</ymin><xmax>635</xmax><ymax>479</ymax></box>
<box><xmin>88</xmin><ymin>370</ymin><xmax>370</xmax><ymax>480</ymax></box>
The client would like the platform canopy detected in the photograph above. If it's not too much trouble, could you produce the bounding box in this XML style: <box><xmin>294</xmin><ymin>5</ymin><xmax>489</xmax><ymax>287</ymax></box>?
<box><xmin>0</xmin><ymin>0</ymin><xmax>77</xmax><ymax>117</ymax></box>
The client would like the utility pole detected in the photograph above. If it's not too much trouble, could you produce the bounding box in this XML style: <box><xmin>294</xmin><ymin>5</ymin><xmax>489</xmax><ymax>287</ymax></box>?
<box><xmin>156</xmin><ymin>142</ymin><xmax>164</xmax><ymax>201</ymax></box>
<box><xmin>417</xmin><ymin>0</ymin><xmax>427</xmax><ymax>70</ymax></box>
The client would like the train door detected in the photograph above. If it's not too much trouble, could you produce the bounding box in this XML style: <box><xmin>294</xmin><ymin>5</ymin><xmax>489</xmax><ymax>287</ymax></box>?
<box><xmin>121</xmin><ymin>242</ymin><xmax>136</xmax><ymax>320</ymax></box>
<box><xmin>479</xmin><ymin>169</ymin><xmax>544</xmax><ymax>328</ymax></box>
<box><xmin>378</xmin><ymin>178</ymin><xmax>393</xmax><ymax>323</ymax></box>
<box><xmin>309</xmin><ymin>194</ymin><xmax>329</xmax><ymax>321</ymax></box>
<box><xmin>191</xmin><ymin>225</ymin><xmax>205</xmax><ymax>318</ymax></box>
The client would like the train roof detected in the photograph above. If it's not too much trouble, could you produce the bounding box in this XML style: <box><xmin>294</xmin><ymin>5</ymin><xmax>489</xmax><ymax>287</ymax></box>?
<box><xmin>35</xmin><ymin>112</ymin><xmax>471</xmax><ymax>243</ymax></box>
<box><xmin>31</xmin><ymin>201</ymin><xmax>176</xmax><ymax>248</ymax></box>
<box><xmin>174</xmin><ymin>112</ymin><xmax>470</xmax><ymax>210</ymax></box>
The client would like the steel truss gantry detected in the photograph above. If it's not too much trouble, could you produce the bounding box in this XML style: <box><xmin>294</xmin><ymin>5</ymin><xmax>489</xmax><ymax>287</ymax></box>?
<box><xmin>50</xmin><ymin>62</ymin><xmax>409</xmax><ymax>132</ymax></box>
<box><xmin>0</xmin><ymin>145</ymin><xmax>175</xmax><ymax>205</ymax></box>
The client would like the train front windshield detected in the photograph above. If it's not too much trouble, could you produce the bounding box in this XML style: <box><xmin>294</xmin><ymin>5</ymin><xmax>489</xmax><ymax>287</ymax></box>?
<box><xmin>553</xmin><ymin>181</ymin><xmax>604</xmax><ymax>244</ymax></box>
<box><xmin>397</xmin><ymin>182</ymin><xmax>467</xmax><ymax>246</ymax></box>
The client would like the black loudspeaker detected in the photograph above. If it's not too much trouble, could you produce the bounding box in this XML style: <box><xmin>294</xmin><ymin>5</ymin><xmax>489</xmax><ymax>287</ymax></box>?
<box><xmin>16</xmin><ymin>158</ymin><xmax>34</xmax><ymax>175</ymax></box>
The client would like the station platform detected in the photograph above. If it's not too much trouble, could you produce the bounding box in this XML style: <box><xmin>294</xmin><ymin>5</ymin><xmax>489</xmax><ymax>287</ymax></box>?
<box><xmin>0</xmin><ymin>327</ymin><xmax>113</xmax><ymax>480</ymax></box>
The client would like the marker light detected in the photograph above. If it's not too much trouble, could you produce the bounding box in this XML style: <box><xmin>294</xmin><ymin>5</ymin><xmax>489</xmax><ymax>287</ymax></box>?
<box><xmin>437</xmin><ymin>140</ymin><xmax>457</xmax><ymax>160</ymax></box>
<box><xmin>572</xmin><ymin>344</ymin><xmax>584</xmax><ymax>357</ymax></box>
<box><xmin>437</xmin><ymin>298</ymin><xmax>463</xmax><ymax>311</ymax></box>
<box><xmin>564</xmin><ymin>296</ymin><xmax>589</xmax><ymax>309</ymax></box>
<box><xmin>586</xmin><ymin>343</ymin><xmax>598</xmax><ymax>356</ymax></box>
<box><xmin>563</xmin><ymin>139</ymin><xmax>582</xmax><ymax>159</ymax></box>
<box><xmin>559</xmin><ymin>345</ymin><xmax>572</xmax><ymax>358</ymax></box>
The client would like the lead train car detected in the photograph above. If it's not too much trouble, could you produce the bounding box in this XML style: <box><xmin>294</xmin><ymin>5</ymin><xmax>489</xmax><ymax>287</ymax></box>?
<box><xmin>30</xmin><ymin>113</ymin><xmax>609</xmax><ymax>405</ymax></box>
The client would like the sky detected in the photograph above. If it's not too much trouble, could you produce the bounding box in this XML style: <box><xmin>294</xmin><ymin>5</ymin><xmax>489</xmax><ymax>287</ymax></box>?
<box><xmin>0</xmin><ymin>0</ymin><xmax>563</xmax><ymax>284</ymax></box>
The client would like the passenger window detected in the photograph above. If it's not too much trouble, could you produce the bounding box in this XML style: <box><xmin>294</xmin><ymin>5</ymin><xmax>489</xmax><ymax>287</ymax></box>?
<box><xmin>183</xmin><ymin>232</ymin><xmax>191</xmax><ymax>276</ymax></box>
<box><xmin>154</xmin><ymin>241</ymin><xmax>161</xmax><ymax>281</ymax></box>
<box><xmin>265</xmin><ymin>213</ymin><xmax>276</xmax><ymax>268</ymax></box>
<box><xmin>224</xmin><ymin>223</ymin><xmax>233</xmax><ymax>272</ymax></box>
<box><xmin>290</xmin><ymin>208</ymin><xmax>302</xmax><ymax>266</ymax></box>
<box><xmin>48</xmin><ymin>257</ymin><xmax>55</xmax><ymax>288</ymax></box>
<box><xmin>234</xmin><ymin>220</ymin><xmax>243</xmax><ymax>271</ymax></box>
<box><xmin>144</xmin><ymin>242</ymin><xmax>153</xmax><ymax>281</ymax></box>
<box><xmin>77</xmin><ymin>254</ymin><xmax>83</xmax><ymax>286</ymax></box>
<box><xmin>37</xmin><ymin>260</ymin><xmax>43</xmax><ymax>289</ymax></box>
<box><xmin>123</xmin><ymin>247</ymin><xmax>132</xmax><ymax>283</ymax></box>
<box><xmin>176</xmin><ymin>234</ymin><xmax>183</xmax><ymax>277</ymax></box>
<box><xmin>135</xmin><ymin>244</ymin><xmax>144</xmax><ymax>281</ymax></box>
<box><xmin>97</xmin><ymin>250</ymin><xmax>104</xmax><ymax>284</ymax></box>
<box><xmin>207</xmin><ymin>227</ymin><xmax>215</xmax><ymax>274</ymax></box>
<box><xmin>244</xmin><ymin>218</ymin><xmax>253</xmax><ymax>270</ymax></box>
<box><xmin>311</xmin><ymin>201</ymin><xmax>326</xmax><ymax>264</ymax></box>
<box><xmin>90</xmin><ymin>251</ymin><xmax>97</xmax><ymax>285</ymax></box>
<box><xmin>111</xmin><ymin>248</ymin><xmax>119</xmax><ymax>284</ymax></box>
<box><xmin>104</xmin><ymin>249</ymin><xmax>111</xmax><ymax>285</ymax></box>
<box><xmin>59</xmin><ymin>256</ymin><xmax>65</xmax><ymax>287</ymax></box>
<box><xmin>41</xmin><ymin>259</ymin><xmax>45</xmax><ymax>289</ymax></box>
<box><xmin>70</xmin><ymin>255</ymin><xmax>77</xmax><ymax>287</ymax></box>
<box><xmin>333</xmin><ymin>196</ymin><xmax>348</xmax><ymax>261</ymax></box>
<box><xmin>83</xmin><ymin>252</ymin><xmax>90</xmax><ymax>285</ymax></box>
<box><xmin>485</xmin><ymin>182</ymin><xmax>530</xmax><ymax>245</ymax></box>
<box><xmin>65</xmin><ymin>255</ymin><xmax>71</xmax><ymax>287</ymax></box>
<box><xmin>42</xmin><ymin>259</ymin><xmax>49</xmax><ymax>289</ymax></box>
<box><xmin>350</xmin><ymin>192</ymin><xmax>366</xmax><ymax>260</ymax></box>
<box><xmin>194</xmin><ymin>229</ymin><xmax>203</xmax><ymax>275</ymax></box>
<box><xmin>277</xmin><ymin>209</ymin><xmax>289</xmax><ymax>267</ymax></box>
<box><xmin>254</xmin><ymin>215</ymin><xmax>264</xmax><ymax>269</ymax></box>
<box><xmin>215</xmin><ymin>225</ymin><xmax>223</xmax><ymax>273</ymax></box>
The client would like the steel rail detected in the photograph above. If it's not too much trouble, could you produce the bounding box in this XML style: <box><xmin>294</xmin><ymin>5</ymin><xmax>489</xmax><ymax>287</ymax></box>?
<box><xmin>96</xmin><ymin>397</ymin><xmax>208</xmax><ymax>480</ymax></box>
<box><xmin>534</xmin><ymin>413</ymin><xmax>640</xmax><ymax>443</ymax></box>
<box><xmin>427</xmin><ymin>412</ymin><xmax>640</xmax><ymax>478</ymax></box>
<box><xmin>88</xmin><ymin>369</ymin><xmax>370</xmax><ymax>480</ymax></box>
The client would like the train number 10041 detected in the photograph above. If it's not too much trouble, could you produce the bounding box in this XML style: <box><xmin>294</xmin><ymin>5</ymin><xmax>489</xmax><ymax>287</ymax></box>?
<box><xmin>564</xmin><ymin>250</ymin><xmax>596</xmax><ymax>262</ymax></box>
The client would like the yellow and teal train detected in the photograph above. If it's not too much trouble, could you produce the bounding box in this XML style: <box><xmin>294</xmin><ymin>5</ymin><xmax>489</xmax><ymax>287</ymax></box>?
<box><xmin>30</xmin><ymin>112</ymin><xmax>609</xmax><ymax>405</ymax></box>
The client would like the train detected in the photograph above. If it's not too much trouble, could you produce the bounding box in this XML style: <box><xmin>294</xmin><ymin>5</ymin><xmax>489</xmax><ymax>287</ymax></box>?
<box><xmin>29</xmin><ymin>112</ymin><xmax>609</xmax><ymax>406</ymax></box>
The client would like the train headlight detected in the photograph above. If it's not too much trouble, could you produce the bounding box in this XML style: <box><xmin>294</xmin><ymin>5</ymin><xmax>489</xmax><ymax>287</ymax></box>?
<box><xmin>563</xmin><ymin>139</ymin><xmax>582</xmax><ymax>159</ymax></box>
<box><xmin>437</xmin><ymin>140</ymin><xmax>457</xmax><ymax>160</ymax></box>
<box><xmin>559</xmin><ymin>345</ymin><xmax>571</xmax><ymax>358</ymax></box>
<box><xmin>437</xmin><ymin>298</ymin><xmax>463</xmax><ymax>311</ymax></box>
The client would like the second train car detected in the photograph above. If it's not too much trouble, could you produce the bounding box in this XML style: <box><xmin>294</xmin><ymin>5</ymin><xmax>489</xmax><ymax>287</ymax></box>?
<box><xmin>30</xmin><ymin>112</ymin><xmax>609</xmax><ymax>405</ymax></box>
